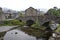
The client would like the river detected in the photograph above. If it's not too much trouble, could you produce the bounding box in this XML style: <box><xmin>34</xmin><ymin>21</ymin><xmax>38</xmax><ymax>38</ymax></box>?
<box><xmin>4</xmin><ymin>29</ymin><xmax>36</xmax><ymax>40</ymax></box>
<box><xmin>0</xmin><ymin>26</ymin><xmax>53</xmax><ymax>40</ymax></box>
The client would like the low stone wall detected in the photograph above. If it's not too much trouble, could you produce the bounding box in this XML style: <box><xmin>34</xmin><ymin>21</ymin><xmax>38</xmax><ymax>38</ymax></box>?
<box><xmin>49</xmin><ymin>32</ymin><xmax>60</xmax><ymax>40</ymax></box>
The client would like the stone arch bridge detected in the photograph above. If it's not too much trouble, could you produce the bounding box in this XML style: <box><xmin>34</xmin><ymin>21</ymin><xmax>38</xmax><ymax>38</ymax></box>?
<box><xmin>16</xmin><ymin>15</ymin><xmax>60</xmax><ymax>26</ymax></box>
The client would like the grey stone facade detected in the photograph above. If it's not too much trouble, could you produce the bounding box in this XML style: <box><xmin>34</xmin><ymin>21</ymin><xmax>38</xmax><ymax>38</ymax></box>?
<box><xmin>0</xmin><ymin>7</ymin><xmax>19</xmax><ymax>21</ymax></box>
<box><xmin>25</xmin><ymin>7</ymin><xmax>38</xmax><ymax>16</ymax></box>
<box><xmin>17</xmin><ymin>7</ymin><xmax>60</xmax><ymax>25</ymax></box>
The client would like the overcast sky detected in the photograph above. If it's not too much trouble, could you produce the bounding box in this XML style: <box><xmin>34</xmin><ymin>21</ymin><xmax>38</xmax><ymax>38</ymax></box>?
<box><xmin>0</xmin><ymin>0</ymin><xmax>60</xmax><ymax>11</ymax></box>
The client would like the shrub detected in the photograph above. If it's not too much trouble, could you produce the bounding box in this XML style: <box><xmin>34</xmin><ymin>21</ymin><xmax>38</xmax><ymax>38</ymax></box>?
<box><xmin>19</xmin><ymin>22</ymin><xmax>26</xmax><ymax>26</ymax></box>
<box><xmin>31</xmin><ymin>23</ymin><xmax>46</xmax><ymax>30</ymax></box>
<box><xmin>10</xmin><ymin>20</ymin><xmax>25</xmax><ymax>26</ymax></box>
<box><xmin>55</xmin><ymin>24</ymin><xmax>60</xmax><ymax>32</ymax></box>
<box><xmin>4</xmin><ymin>20</ymin><xmax>13</xmax><ymax>25</ymax></box>
<box><xmin>11</xmin><ymin>20</ymin><xmax>20</xmax><ymax>25</ymax></box>
<box><xmin>31</xmin><ymin>23</ymin><xmax>40</xmax><ymax>28</ymax></box>
<box><xmin>0</xmin><ymin>20</ymin><xmax>26</xmax><ymax>26</ymax></box>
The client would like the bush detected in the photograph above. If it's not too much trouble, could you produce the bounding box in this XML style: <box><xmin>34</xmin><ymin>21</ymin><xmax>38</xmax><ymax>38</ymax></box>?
<box><xmin>31</xmin><ymin>23</ymin><xmax>46</xmax><ymax>30</ymax></box>
<box><xmin>0</xmin><ymin>20</ymin><xmax>26</xmax><ymax>26</ymax></box>
<box><xmin>31</xmin><ymin>23</ymin><xmax>40</xmax><ymax>28</ymax></box>
<box><xmin>55</xmin><ymin>24</ymin><xmax>60</xmax><ymax>32</ymax></box>
<box><xmin>19</xmin><ymin>22</ymin><xmax>26</xmax><ymax>26</ymax></box>
<box><xmin>11</xmin><ymin>20</ymin><xmax>20</xmax><ymax>25</ymax></box>
<box><xmin>5</xmin><ymin>20</ymin><xmax>12</xmax><ymax>24</ymax></box>
<box><xmin>10</xmin><ymin>20</ymin><xmax>26</xmax><ymax>26</ymax></box>
<box><xmin>0</xmin><ymin>31</ymin><xmax>6</xmax><ymax>37</ymax></box>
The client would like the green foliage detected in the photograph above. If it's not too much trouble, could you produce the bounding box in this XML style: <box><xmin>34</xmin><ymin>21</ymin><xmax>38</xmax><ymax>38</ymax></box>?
<box><xmin>55</xmin><ymin>24</ymin><xmax>60</xmax><ymax>32</ymax></box>
<box><xmin>31</xmin><ymin>23</ymin><xmax>40</xmax><ymax>28</ymax></box>
<box><xmin>31</xmin><ymin>19</ymin><xmax>46</xmax><ymax>30</ymax></box>
<box><xmin>47</xmin><ymin>7</ymin><xmax>60</xmax><ymax>16</ymax></box>
<box><xmin>10</xmin><ymin>20</ymin><xmax>25</xmax><ymax>26</ymax></box>
<box><xmin>31</xmin><ymin>23</ymin><xmax>46</xmax><ymax>30</ymax></box>
<box><xmin>10</xmin><ymin>20</ymin><xmax>20</xmax><ymax>25</ymax></box>
<box><xmin>0</xmin><ymin>20</ymin><xmax>26</xmax><ymax>26</ymax></box>
<box><xmin>1</xmin><ymin>21</ymin><xmax>12</xmax><ymax>26</ymax></box>
<box><xmin>57</xmin><ymin>9</ymin><xmax>60</xmax><ymax>16</ymax></box>
<box><xmin>31</xmin><ymin>18</ymin><xmax>40</xmax><ymax>28</ymax></box>
<box><xmin>19</xmin><ymin>22</ymin><xmax>26</xmax><ymax>26</ymax></box>
<box><xmin>0</xmin><ymin>31</ymin><xmax>6</xmax><ymax>37</ymax></box>
<box><xmin>47</xmin><ymin>9</ymin><xmax>59</xmax><ymax>16</ymax></box>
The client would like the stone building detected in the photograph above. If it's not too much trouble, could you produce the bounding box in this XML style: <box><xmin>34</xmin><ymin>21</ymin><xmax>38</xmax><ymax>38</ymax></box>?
<box><xmin>3</xmin><ymin>10</ymin><xmax>19</xmax><ymax>19</ymax></box>
<box><xmin>0</xmin><ymin>7</ymin><xmax>20</xmax><ymax>21</ymax></box>
<box><xmin>17</xmin><ymin>7</ymin><xmax>60</xmax><ymax>26</ymax></box>
<box><xmin>25</xmin><ymin>7</ymin><xmax>38</xmax><ymax>16</ymax></box>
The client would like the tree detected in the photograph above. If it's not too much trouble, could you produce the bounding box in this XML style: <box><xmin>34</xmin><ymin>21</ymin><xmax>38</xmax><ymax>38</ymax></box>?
<box><xmin>57</xmin><ymin>9</ymin><xmax>60</xmax><ymax>16</ymax></box>
<box><xmin>47</xmin><ymin>7</ymin><xmax>60</xmax><ymax>16</ymax></box>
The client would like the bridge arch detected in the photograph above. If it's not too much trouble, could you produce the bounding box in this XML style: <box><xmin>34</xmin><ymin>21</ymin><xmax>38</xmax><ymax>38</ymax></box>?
<box><xmin>26</xmin><ymin>20</ymin><xmax>35</xmax><ymax>26</ymax></box>
<box><xmin>19</xmin><ymin>20</ymin><xmax>22</xmax><ymax>22</ymax></box>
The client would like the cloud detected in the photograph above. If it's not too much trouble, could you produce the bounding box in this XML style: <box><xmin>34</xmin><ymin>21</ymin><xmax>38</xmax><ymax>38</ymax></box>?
<box><xmin>0</xmin><ymin>0</ymin><xmax>60</xmax><ymax>11</ymax></box>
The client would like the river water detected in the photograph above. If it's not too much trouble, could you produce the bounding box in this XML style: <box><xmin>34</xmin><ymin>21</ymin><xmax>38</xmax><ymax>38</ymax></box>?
<box><xmin>0</xmin><ymin>26</ymin><xmax>50</xmax><ymax>40</ymax></box>
<box><xmin>4</xmin><ymin>29</ymin><xmax>37</xmax><ymax>40</ymax></box>
<box><xmin>3</xmin><ymin>29</ymin><xmax>47</xmax><ymax>40</ymax></box>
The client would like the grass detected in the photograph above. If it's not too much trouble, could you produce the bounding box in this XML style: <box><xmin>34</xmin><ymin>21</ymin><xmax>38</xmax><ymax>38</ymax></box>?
<box><xmin>0</xmin><ymin>20</ymin><xmax>25</xmax><ymax>26</ymax></box>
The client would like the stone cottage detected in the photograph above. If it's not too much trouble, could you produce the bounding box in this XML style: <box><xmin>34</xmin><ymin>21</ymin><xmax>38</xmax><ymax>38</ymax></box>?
<box><xmin>25</xmin><ymin>7</ymin><xmax>38</xmax><ymax>16</ymax></box>
<box><xmin>3</xmin><ymin>10</ymin><xmax>19</xmax><ymax>19</ymax></box>
<box><xmin>0</xmin><ymin>7</ymin><xmax>19</xmax><ymax>21</ymax></box>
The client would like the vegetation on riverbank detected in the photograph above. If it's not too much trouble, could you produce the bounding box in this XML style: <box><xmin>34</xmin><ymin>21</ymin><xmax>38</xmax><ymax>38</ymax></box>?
<box><xmin>20</xmin><ymin>25</ymin><xmax>53</xmax><ymax>40</ymax></box>
<box><xmin>20</xmin><ymin>20</ymin><xmax>60</xmax><ymax>38</ymax></box>
<box><xmin>20</xmin><ymin>19</ymin><xmax>50</xmax><ymax>38</ymax></box>
<box><xmin>0</xmin><ymin>31</ymin><xmax>6</xmax><ymax>37</ymax></box>
<box><xmin>0</xmin><ymin>20</ymin><xmax>25</xmax><ymax>26</ymax></box>
<box><xmin>55</xmin><ymin>24</ymin><xmax>60</xmax><ymax>32</ymax></box>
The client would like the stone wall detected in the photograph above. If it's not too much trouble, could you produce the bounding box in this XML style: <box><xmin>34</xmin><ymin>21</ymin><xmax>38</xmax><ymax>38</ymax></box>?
<box><xmin>25</xmin><ymin>7</ymin><xmax>37</xmax><ymax>16</ymax></box>
<box><xmin>17</xmin><ymin>14</ymin><xmax>59</xmax><ymax>25</ymax></box>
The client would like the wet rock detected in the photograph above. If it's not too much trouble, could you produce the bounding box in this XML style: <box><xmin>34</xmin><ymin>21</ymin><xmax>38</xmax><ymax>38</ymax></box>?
<box><xmin>15</xmin><ymin>32</ymin><xmax>18</xmax><ymax>34</ymax></box>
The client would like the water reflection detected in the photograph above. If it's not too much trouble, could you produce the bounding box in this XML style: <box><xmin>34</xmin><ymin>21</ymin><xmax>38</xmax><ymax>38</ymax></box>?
<box><xmin>4</xmin><ymin>29</ymin><xmax>36</xmax><ymax>40</ymax></box>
